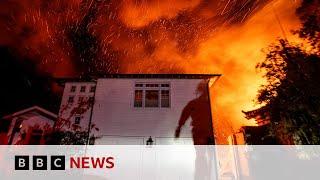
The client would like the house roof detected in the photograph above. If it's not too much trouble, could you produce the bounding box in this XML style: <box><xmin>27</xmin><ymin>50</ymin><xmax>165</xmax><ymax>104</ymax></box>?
<box><xmin>2</xmin><ymin>106</ymin><xmax>57</xmax><ymax>121</ymax></box>
<box><xmin>55</xmin><ymin>74</ymin><xmax>222</xmax><ymax>84</ymax></box>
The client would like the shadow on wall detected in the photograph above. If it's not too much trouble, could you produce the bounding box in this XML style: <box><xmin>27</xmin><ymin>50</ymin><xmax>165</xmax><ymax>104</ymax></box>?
<box><xmin>175</xmin><ymin>80</ymin><xmax>215</xmax><ymax>180</ymax></box>
<box><xmin>175</xmin><ymin>79</ymin><xmax>214</xmax><ymax>145</ymax></box>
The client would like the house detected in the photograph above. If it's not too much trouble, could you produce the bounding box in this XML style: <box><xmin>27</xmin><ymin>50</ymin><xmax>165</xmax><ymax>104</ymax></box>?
<box><xmin>1</xmin><ymin>106</ymin><xmax>57</xmax><ymax>145</ymax></box>
<box><xmin>58</xmin><ymin>74</ymin><xmax>221</xmax><ymax>145</ymax></box>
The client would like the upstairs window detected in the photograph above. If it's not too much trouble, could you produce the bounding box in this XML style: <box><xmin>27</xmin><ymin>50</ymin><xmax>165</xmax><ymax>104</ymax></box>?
<box><xmin>134</xmin><ymin>90</ymin><xmax>143</xmax><ymax>107</ymax></box>
<box><xmin>78</xmin><ymin>96</ymin><xmax>84</xmax><ymax>103</ymax></box>
<box><xmin>80</xmin><ymin>86</ymin><xmax>86</xmax><ymax>92</ymax></box>
<box><xmin>145</xmin><ymin>90</ymin><xmax>159</xmax><ymax>107</ymax></box>
<box><xmin>161</xmin><ymin>90</ymin><xmax>170</xmax><ymax>107</ymax></box>
<box><xmin>68</xmin><ymin>96</ymin><xmax>74</xmax><ymax>103</ymax></box>
<box><xmin>161</xmin><ymin>84</ymin><xmax>170</xmax><ymax>87</ymax></box>
<box><xmin>135</xmin><ymin>84</ymin><xmax>143</xmax><ymax>87</ymax></box>
<box><xmin>74</xmin><ymin>116</ymin><xmax>81</xmax><ymax>125</ymax></box>
<box><xmin>70</xmin><ymin>86</ymin><xmax>76</xmax><ymax>92</ymax></box>
<box><xmin>89</xmin><ymin>96</ymin><xmax>94</xmax><ymax>104</ymax></box>
<box><xmin>90</xmin><ymin>86</ymin><xmax>96</xmax><ymax>92</ymax></box>
<box><xmin>134</xmin><ymin>83</ymin><xmax>170</xmax><ymax>108</ymax></box>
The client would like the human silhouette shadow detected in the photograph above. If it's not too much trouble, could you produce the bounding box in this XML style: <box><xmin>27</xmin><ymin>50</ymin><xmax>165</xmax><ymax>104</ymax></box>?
<box><xmin>175</xmin><ymin>80</ymin><xmax>215</xmax><ymax>180</ymax></box>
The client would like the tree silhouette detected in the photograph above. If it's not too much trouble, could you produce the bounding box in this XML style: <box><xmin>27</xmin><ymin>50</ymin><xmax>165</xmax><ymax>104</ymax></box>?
<box><xmin>244</xmin><ymin>13</ymin><xmax>320</xmax><ymax>144</ymax></box>
<box><xmin>45</xmin><ymin>96</ymin><xmax>100</xmax><ymax>145</ymax></box>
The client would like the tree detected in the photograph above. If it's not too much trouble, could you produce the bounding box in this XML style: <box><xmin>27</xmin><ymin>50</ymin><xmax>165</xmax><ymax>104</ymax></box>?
<box><xmin>45</xmin><ymin>95</ymin><xmax>100</xmax><ymax>145</ymax></box>
<box><xmin>244</xmin><ymin>13</ymin><xmax>320</xmax><ymax>144</ymax></box>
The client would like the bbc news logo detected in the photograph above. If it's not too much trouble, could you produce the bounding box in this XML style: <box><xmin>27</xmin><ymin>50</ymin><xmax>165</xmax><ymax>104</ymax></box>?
<box><xmin>15</xmin><ymin>155</ymin><xmax>114</xmax><ymax>170</ymax></box>
<box><xmin>15</xmin><ymin>156</ymin><xmax>65</xmax><ymax>170</ymax></box>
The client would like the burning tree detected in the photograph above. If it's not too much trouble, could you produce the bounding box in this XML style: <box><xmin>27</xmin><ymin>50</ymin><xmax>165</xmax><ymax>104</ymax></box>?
<box><xmin>244</xmin><ymin>13</ymin><xmax>320</xmax><ymax>144</ymax></box>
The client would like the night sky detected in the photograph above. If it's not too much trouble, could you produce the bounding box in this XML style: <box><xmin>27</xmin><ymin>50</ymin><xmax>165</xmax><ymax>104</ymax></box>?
<box><xmin>0</xmin><ymin>0</ymin><xmax>317</xmax><ymax>119</ymax></box>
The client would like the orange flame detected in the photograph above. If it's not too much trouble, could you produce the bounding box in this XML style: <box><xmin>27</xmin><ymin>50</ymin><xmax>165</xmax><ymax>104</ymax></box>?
<box><xmin>0</xmin><ymin>0</ymin><xmax>304</xmax><ymax>143</ymax></box>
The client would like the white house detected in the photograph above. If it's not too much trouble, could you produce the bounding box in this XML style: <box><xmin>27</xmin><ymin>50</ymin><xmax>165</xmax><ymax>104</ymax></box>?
<box><xmin>58</xmin><ymin>74</ymin><xmax>221</xmax><ymax>145</ymax></box>
<box><xmin>2</xmin><ymin>106</ymin><xmax>57</xmax><ymax>145</ymax></box>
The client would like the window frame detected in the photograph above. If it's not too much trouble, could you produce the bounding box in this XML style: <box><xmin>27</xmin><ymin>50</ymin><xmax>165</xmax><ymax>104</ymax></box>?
<box><xmin>80</xmin><ymin>86</ymin><xmax>86</xmax><ymax>93</ymax></box>
<box><xmin>134</xmin><ymin>89</ymin><xmax>144</xmax><ymax>107</ymax></box>
<box><xmin>74</xmin><ymin>116</ymin><xmax>81</xmax><ymax>125</ymax></box>
<box><xmin>160</xmin><ymin>89</ymin><xmax>170</xmax><ymax>108</ymax></box>
<box><xmin>68</xmin><ymin>96</ymin><xmax>75</xmax><ymax>104</ymax></box>
<box><xmin>133</xmin><ymin>82</ymin><xmax>171</xmax><ymax>108</ymax></box>
<box><xmin>90</xmin><ymin>86</ymin><xmax>96</xmax><ymax>93</ymax></box>
<box><xmin>70</xmin><ymin>86</ymin><xmax>76</xmax><ymax>93</ymax></box>
<box><xmin>145</xmin><ymin>90</ymin><xmax>160</xmax><ymax>108</ymax></box>
<box><xmin>78</xmin><ymin>96</ymin><xmax>85</xmax><ymax>103</ymax></box>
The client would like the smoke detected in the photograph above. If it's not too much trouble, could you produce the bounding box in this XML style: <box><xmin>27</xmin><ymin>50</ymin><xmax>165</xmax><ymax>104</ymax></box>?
<box><xmin>0</xmin><ymin>0</ymin><xmax>305</xmax><ymax>143</ymax></box>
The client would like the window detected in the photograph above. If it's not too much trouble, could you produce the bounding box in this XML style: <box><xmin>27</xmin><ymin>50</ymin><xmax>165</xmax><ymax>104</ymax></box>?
<box><xmin>80</xmin><ymin>86</ymin><xmax>86</xmax><ymax>92</ymax></box>
<box><xmin>145</xmin><ymin>90</ymin><xmax>159</xmax><ymax>107</ymax></box>
<box><xmin>134</xmin><ymin>90</ymin><xmax>143</xmax><ymax>107</ymax></box>
<box><xmin>146</xmin><ymin>84</ymin><xmax>159</xmax><ymax>87</ymax></box>
<box><xmin>134</xmin><ymin>83</ymin><xmax>170</xmax><ymax>108</ymax></box>
<box><xmin>90</xmin><ymin>86</ymin><xmax>96</xmax><ymax>92</ymax></box>
<box><xmin>135</xmin><ymin>84</ymin><xmax>143</xmax><ymax>87</ymax></box>
<box><xmin>68</xmin><ymin>96</ymin><xmax>74</xmax><ymax>103</ymax></box>
<box><xmin>74</xmin><ymin>116</ymin><xmax>81</xmax><ymax>125</ymax></box>
<box><xmin>70</xmin><ymin>86</ymin><xmax>76</xmax><ymax>92</ymax></box>
<box><xmin>78</xmin><ymin>96</ymin><xmax>84</xmax><ymax>103</ymax></box>
<box><xmin>161</xmin><ymin>90</ymin><xmax>170</xmax><ymax>107</ymax></box>
<box><xmin>89</xmin><ymin>97</ymin><xmax>94</xmax><ymax>103</ymax></box>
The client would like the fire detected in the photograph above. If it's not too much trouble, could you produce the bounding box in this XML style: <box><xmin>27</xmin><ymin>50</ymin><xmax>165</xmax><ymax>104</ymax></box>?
<box><xmin>119</xmin><ymin>0</ymin><xmax>201</xmax><ymax>28</ymax></box>
<box><xmin>0</xmin><ymin>0</ymin><xmax>304</xmax><ymax>143</ymax></box>
<box><xmin>193</xmin><ymin>0</ymin><xmax>301</xmax><ymax>143</ymax></box>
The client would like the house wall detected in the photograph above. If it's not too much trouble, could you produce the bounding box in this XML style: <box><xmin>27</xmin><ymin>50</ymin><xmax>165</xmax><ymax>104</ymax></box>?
<box><xmin>59</xmin><ymin>82</ymin><xmax>96</xmax><ymax>131</ymax></box>
<box><xmin>7</xmin><ymin>112</ymin><xmax>54</xmax><ymax>144</ymax></box>
<box><xmin>91</xmin><ymin>78</ymin><xmax>213</xmax><ymax>145</ymax></box>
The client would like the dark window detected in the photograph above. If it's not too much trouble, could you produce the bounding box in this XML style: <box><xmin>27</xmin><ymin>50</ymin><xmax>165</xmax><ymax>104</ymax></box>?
<box><xmin>89</xmin><ymin>97</ymin><xmax>94</xmax><ymax>103</ymax></box>
<box><xmin>90</xmin><ymin>86</ymin><xmax>96</xmax><ymax>92</ymax></box>
<box><xmin>68</xmin><ymin>96</ymin><xmax>74</xmax><ymax>103</ymax></box>
<box><xmin>70</xmin><ymin>86</ymin><xmax>76</xmax><ymax>92</ymax></box>
<box><xmin>161</xmin><ymin>84</ymin><xmax>170</xmax><ymax>87</ymax></box>
<box><xmin>134</xmin><ymin>90</ymin><xmax>143</xmax><ymax>107</ymax></box>
<box><xmin>78</xmin><ymin>96</ymin><xmax>84</xmax><ymax>103</ymax></box>
<box><xmin>145</xmin><ymin>90</ymin><xmax>159</xmax><ymax>107</ymax></box>
<box><xmin>80</xmin><ymin>86</ymin><xmax>86</xmax><ymax>92</ymax></box>
<box><xmin>75</xmin><ymin>116</ymin><xmax>81</xmax><ymax>125</ymax></box>
<box><xmin>146</xmin><ymin>84</ymin><xmax>159</xmax><ymax>87</ymax></box>
<box><xmin>161</xmin><ymin>90</ymin><xmax>170</xmax><ymax>107</ymax></box>
<box><xmin>135</xmin><ymin>84</ymin><xmax>143</xmax><ymax>87</ymax></box>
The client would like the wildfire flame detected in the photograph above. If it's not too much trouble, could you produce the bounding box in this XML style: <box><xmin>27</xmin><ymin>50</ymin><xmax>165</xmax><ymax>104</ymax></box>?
<box><xmin>0</xmin><ymin>0</ymin><xmax>303</xmax><ymax>143</ymax></box>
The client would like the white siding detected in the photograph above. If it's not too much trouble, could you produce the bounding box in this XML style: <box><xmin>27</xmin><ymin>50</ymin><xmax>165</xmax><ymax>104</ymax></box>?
<box><xmin>91</xmin><ymin>78</ymin><xmax>207</xmax><ymax>144</ymax></box>
<box><xmin>8</xmin><ymin>112</ymin><xmax>54</xmax><ymax>144</ymax></box>
<box><xmin>59</xmin><ymin>82</ymin><xmax>96</xmax><ymax>131</ymax></box>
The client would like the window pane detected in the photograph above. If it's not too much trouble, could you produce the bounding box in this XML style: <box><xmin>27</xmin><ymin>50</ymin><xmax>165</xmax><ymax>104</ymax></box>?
<box><xmin>70</xmin><ymin>86</ymin><xmax>76</xmax><ymax>92</ymax></box>
<box><xmin>161</xmin><ymin>84</ymin><xmax>170</xmax><ymax>87</ymax></box>
<box><xmin>68</xmin><ymin>96</ymin><xmax>74</xmax><ymax>103</ymax></box>
<box><xmin>161</xmin><ymin>90</ymin><xmax>170</xmax><ymax>107</ymax></box>
<box><xmin>146</xmin><ymin>84</ymin><xmax>159</xmax><ymax>87</ymax></box>
<box><xmin>135</xmin><ymin>84</ymin><xmax>143</xmax><ymax>87</ymax></box>
<box><xmin>145</xmin><ymin>90</ymin><xmax>159</xmax><ymax>107</ymax></box>
<box><xmin>75</xmin><ymin>116</ymin><xmax>81</xmax><ymax>125</ymax></box>
<box><xmin>89</xmin><ymin>97</ymin><xmax>94</xmax><ymax>104</ymax></box>
<box><xmin>78</xmin><ymin>96</ymin><xmax>84</xmax><ymax>103</ymax></box>
<box><xmin>90</xmin><ymin>86</ymin><xmax>96</xmax><ymax>92</ymax></box>
<box><xmin>80</xmin><ymin>86</ymin><xmax>86</xmax><ymax>92</ymax></box>
<box><xmin>134</xmin><ymin>90</ymin><xmax>143</xmax><ymax>107</ymax></box>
